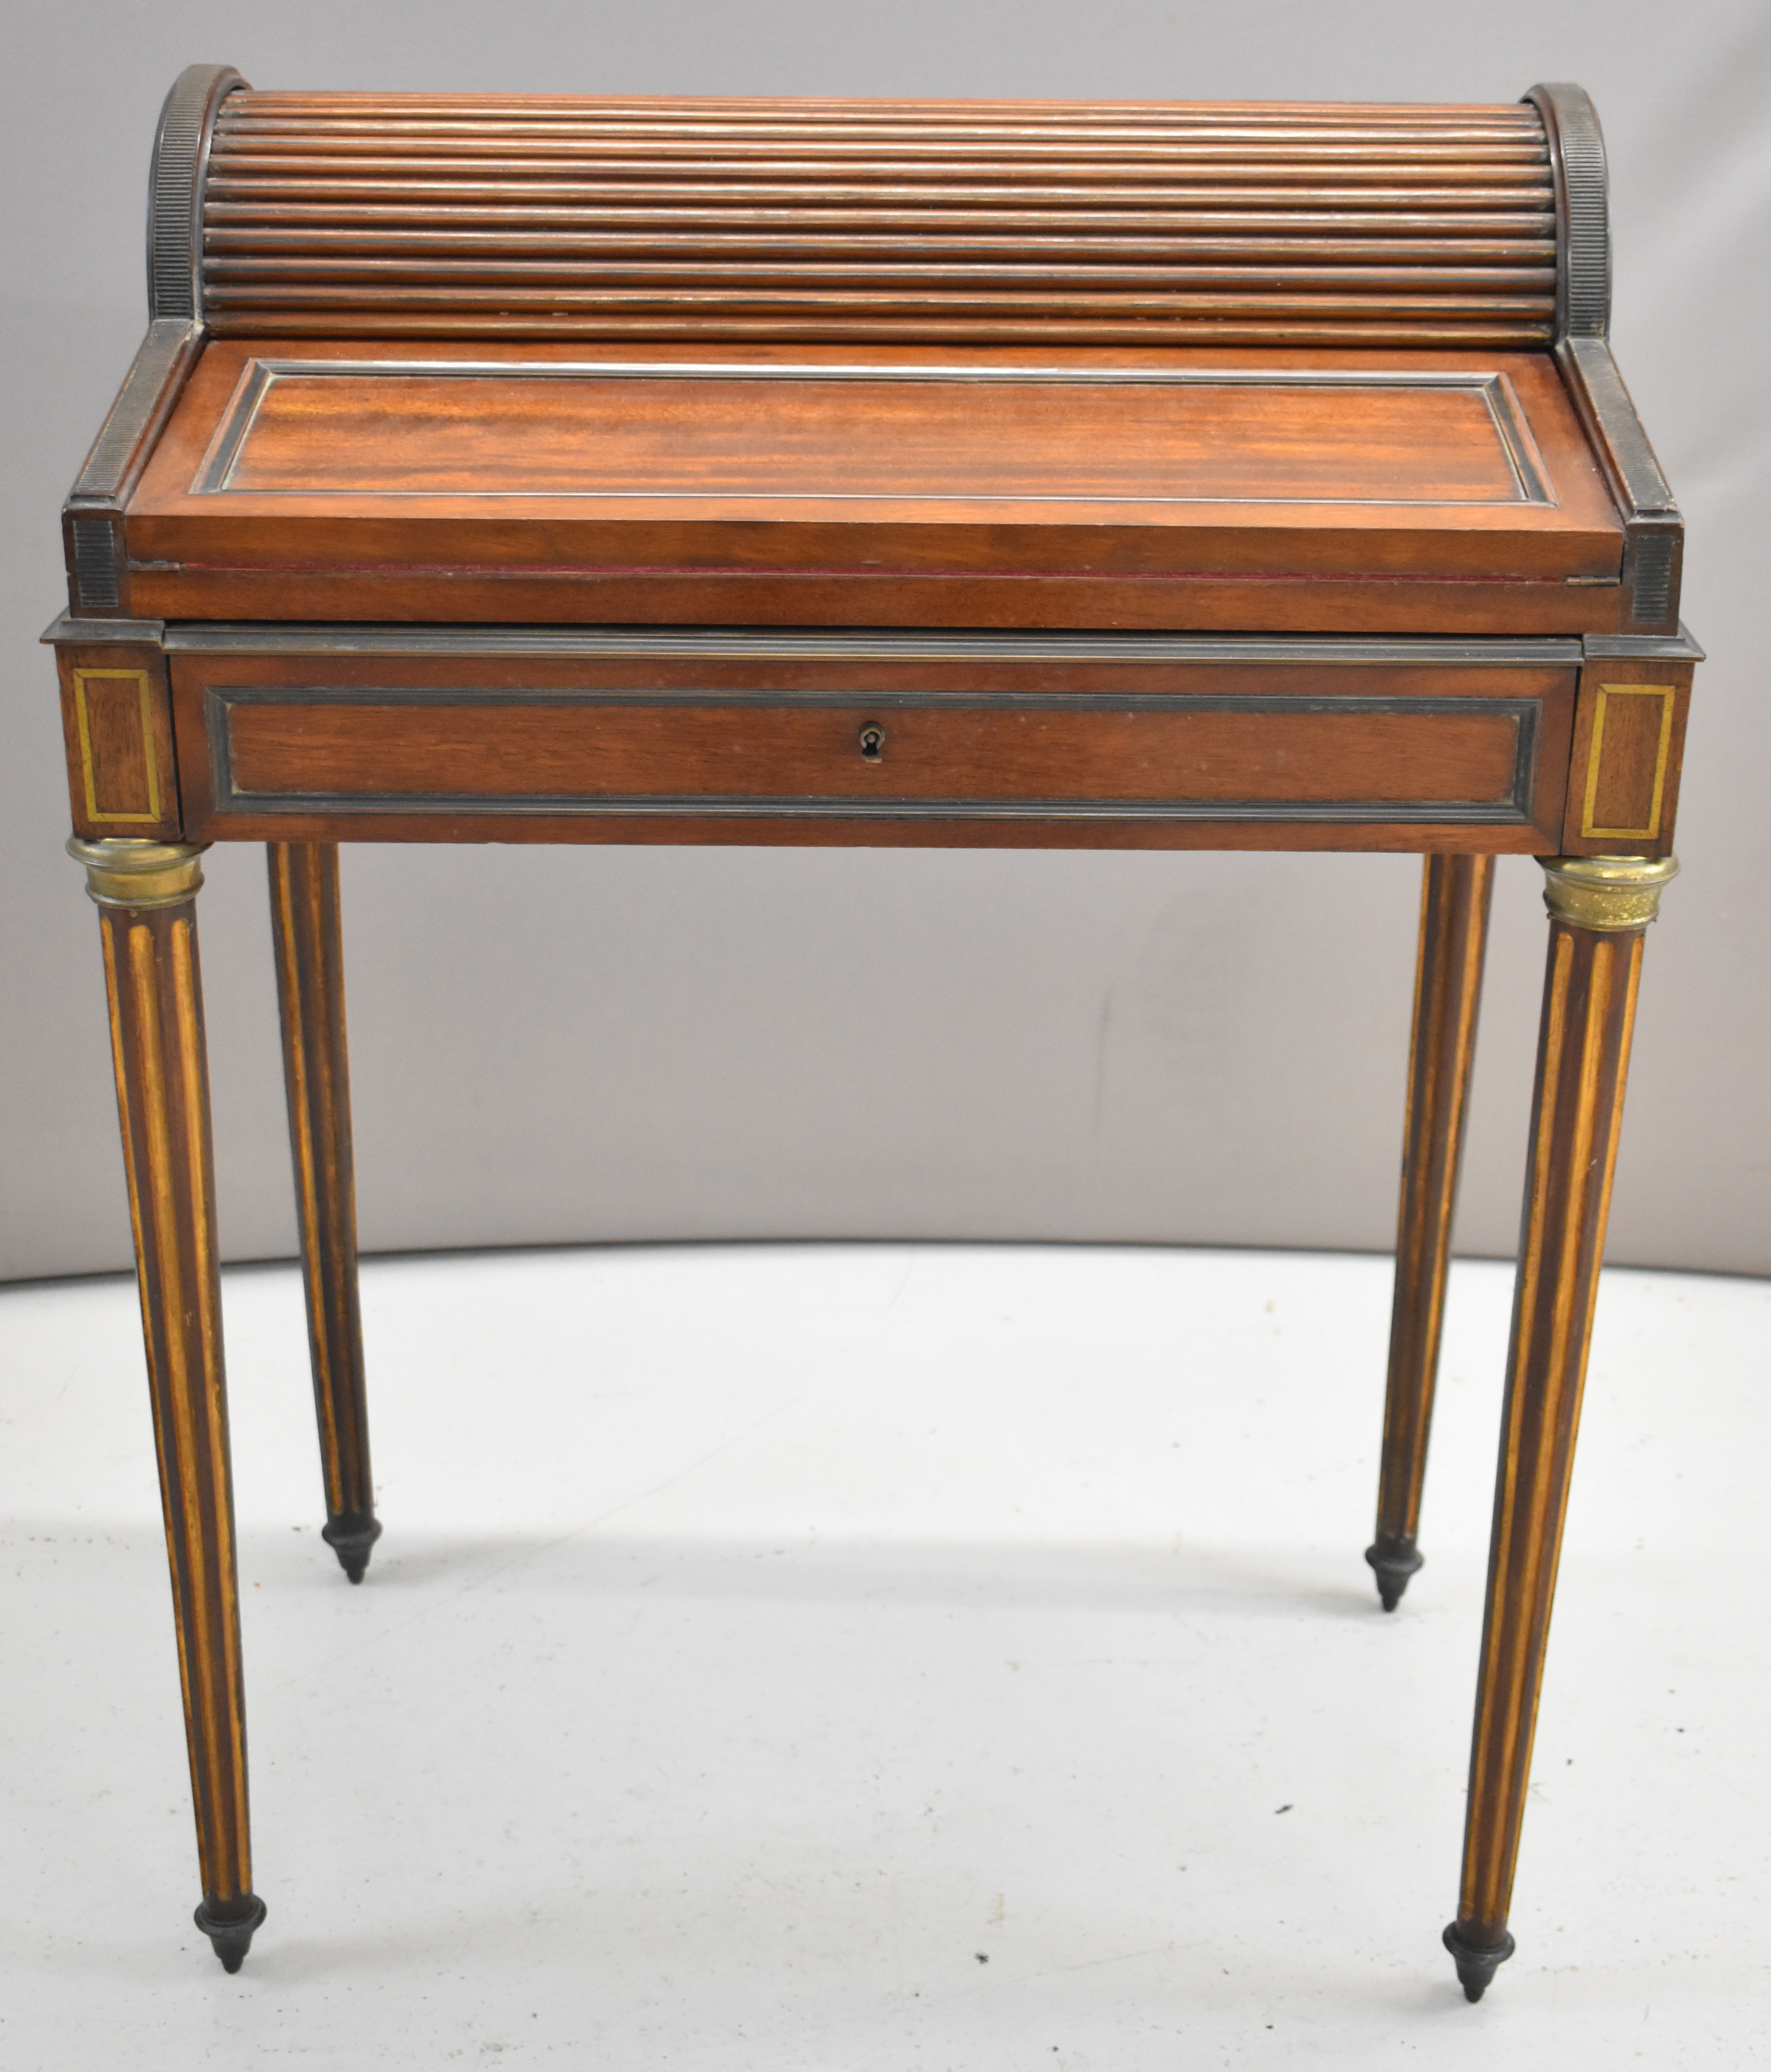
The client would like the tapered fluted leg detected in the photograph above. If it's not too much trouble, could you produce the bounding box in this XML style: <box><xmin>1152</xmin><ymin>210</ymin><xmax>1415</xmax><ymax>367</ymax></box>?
<box><xmin>1445</xmin><ymin>855</ymin><xmax>1677</xmax><ymax>2002</ymax></box>
<box><xmin>70</xmin><ymin>838</ymin><xmax>267</xmax><ymax>1973</ymax></box>
<box><xmin>1368</xmin><ymin>855</ymin><xmax>1494</xmax><ymax>1609</ymax></box>
<box><xmin>267</xmin><ymin>842</ymin><xmax>380</xmax><ymax>1583</ymax></box>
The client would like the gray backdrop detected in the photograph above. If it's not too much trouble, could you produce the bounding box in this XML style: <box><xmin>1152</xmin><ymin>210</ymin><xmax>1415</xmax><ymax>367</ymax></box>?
<box><xmin>3</xmin><ymin>0</ymin><xmax>1766</xmax><ymax>1284</ymax></box>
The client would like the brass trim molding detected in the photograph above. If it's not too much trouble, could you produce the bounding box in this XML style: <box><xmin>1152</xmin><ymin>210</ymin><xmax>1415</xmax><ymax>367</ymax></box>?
<box><xmin>1540</xmin><ymin>853</ymin><xmax>1678</xmax><ymax>931</ymax></box>
<box><xmin>69</xmin><ymin>836</ymin><xmax>206</xmax><ymax>909</ymax></box>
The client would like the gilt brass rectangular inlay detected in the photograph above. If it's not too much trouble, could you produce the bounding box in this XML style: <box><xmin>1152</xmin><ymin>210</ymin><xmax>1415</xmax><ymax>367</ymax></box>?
<box><xmin>1581</xmin><ymin>683</ymin><xmax>1674</xmax><ymax>841</ymax></box>
<box><xmin>73</xmin><ymin>668</ymin><xmax>162</xmax><ymax>824</ymax></box>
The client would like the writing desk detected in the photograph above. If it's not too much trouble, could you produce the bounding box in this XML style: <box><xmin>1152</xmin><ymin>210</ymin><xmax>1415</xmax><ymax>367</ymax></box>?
<box><xmin>49</xmin><ymin>70</ymin><xmax>1698</xmax><ymax>1997</ymax></box>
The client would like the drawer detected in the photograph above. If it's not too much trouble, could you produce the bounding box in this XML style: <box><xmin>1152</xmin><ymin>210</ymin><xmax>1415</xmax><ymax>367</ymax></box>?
<box><xmin>168</xmin><ymin>629</ymin><xmax>1579</xmax><ymax>851</ymax></box>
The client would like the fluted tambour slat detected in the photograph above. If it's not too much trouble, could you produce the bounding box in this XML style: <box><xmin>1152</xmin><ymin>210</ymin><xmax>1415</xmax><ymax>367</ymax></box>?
<box><xmin>198</xmin><ymin>92</ymin><xmax>1558</xmax><ymax>345</ymax></box>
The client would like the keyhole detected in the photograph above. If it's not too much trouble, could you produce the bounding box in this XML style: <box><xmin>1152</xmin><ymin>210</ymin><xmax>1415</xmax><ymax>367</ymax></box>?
<box><xmin>858</xmin><ymin>724</ymin><xmax>886</xmax><ymax>761</ymax></box>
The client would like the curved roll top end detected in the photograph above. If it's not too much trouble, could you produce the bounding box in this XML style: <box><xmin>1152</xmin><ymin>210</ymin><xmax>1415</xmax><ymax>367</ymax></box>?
<box><xmin>1524</xmin><ymin>82</ymin><xmax>1610</xmax><ymax>340</ymax></box>
<box><xmin>147</xmin><ymin>63</ymin><xmax>247</xmax><ymax>322</ymax></box>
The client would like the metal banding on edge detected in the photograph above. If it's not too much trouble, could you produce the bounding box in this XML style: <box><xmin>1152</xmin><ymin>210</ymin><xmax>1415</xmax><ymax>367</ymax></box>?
<box><xmin>1631</xmin><ymin>535</ymin><xmax>1676</xmax><ymax>626</ymax></box>
<box><xmin>1561</xmin><ymin>337</ymin><xmax>1675</xmax><ymax>514</ymax></box>
<box><xmin>42</xmin><ymin>614</ymin><xmax>169</xmax><ymax>644</ymax></box>
<box><xmin>1583</xmin><ymin>626</ymin><xmax>1703</xmax><ymax>662</ymax></box>
<box><xmin>70</xmin><ymin>519</ymin><xmax>121</xmax><ymax>612</ymax></box>
<box><xmin>147</xmin><ymin>64</ymin><xmax>246</xmax><ymax>322</ymax></box>
<box><xmin>162</xmin><ymin>625</ymin><xmax>1589</xmax><ymax>668</ymax></box>
<box><xmin>70</xmin><ymin>321</ymin><xmax>202</xmax><ymax>502</ymax></box>
<box><xmin>1525</xmin><ymin>83</ymin><xmax>1610</xmax><ymax>341</ymax></box>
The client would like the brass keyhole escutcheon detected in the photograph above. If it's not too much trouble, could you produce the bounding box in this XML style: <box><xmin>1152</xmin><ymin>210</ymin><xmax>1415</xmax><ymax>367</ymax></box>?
<box><xmin>858</xmin><ymin>723</ymin><xmax>886</xmax><ymax>761</ymax></box>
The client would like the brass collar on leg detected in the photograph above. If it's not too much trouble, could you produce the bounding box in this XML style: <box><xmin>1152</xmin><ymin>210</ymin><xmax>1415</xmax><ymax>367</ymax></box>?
<box><xmin>1540</xmin><ymin>855</ymin><xmax>1679</xmax><ymax>932</ymax></box>
<box><xmin>67</xmin><ymin>836</ymin><xmax>207</xmax><ymax>909</ymax></box>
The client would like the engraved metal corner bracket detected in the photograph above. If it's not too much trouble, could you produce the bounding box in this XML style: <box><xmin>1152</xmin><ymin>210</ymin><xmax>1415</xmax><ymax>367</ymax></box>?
<box><xmin>1540</xmin><ymin>854</ymin><xmax>1678</xmax><ymax>932</ymax></box>
<box><xmin>68</xmin><ymin>836</ymin><xmax>207</xmax><ymax>910</ymax></box>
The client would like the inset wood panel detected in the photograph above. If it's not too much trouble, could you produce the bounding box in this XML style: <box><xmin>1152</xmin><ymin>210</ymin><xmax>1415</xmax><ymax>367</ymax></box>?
<box><xmin>56</xmin><ymin>640</ymin><xmax>182</xmax><ymax>838</ymax></box>
<box><xmin>213</xmin><ymin>690</ymin><xmax>1533</xmax><ymax>818</ymax></box>
<box><xmin>1582</xmin><ymin>684</ymin><xmax>1674</xmax><ymax>837</ymax></box>
<box><xmin>199</xmin><ymin>362</ymin><xmax>1545</xmax><ymax>507</ymax></box>
<box><xmin>73</xmin><ymin>671</ymin><xmax>162</xmax><ymax>818</ymax></box>
<box><xmin>1559</xmin><ymin>657</ymin><xmax>1692</xmax><ymax>857</ymax></box>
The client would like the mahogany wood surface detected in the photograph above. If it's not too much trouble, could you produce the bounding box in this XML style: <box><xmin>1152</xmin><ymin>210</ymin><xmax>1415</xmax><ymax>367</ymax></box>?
<box><xmin>89</xmin><ymin>875</ymin><xmax>264</xmax><ymax>1967</ymax></box>
<box><xmin>206</xmin><ymin>368</ymin><xmax>1538</xmax><ymax>504</ymax></box>
<box><xmin>1559</xmin><ymin>652</ymin><xmax>1692</xmax><ymax>858</ymax></box>
<box><xmin>1450</xmin><ymin>901</ymin><xmax>1652</xmax><ymax>1997</ymax></box>
<box><xmin>222</xmin><ymin>700</ymin><xmax>1526</xmax><ymax>807</ymax></box>
<box><xmin>127</xmin><ymin>567</ymin><xmax>1633</xmax><ymax>639</ymax></box>
<box><xmin>199</xmin><ymin>95</ymin><xmax>1559</xmax><ymax>349</ymax></box>
<box><xmin>53</xmin><ymin>637</ymin><xmax>181</xmax><ymax>842</ymax></box>
<box><xmin>267</xmin><ymin>842</ymin><xmax>380</xmax><ymax>1582</ymax></box>
<box><xmin>62</xmin><ymin>79</ymin><xmax>1683</xmax><ymax>636</ymax></box>
<box><xmin>126</xmin><ymin>340</ymin><xmax>1624</xmax><ymax>633</ymax></box>
<box><xmin>48</xmin><ymin>71</ymin><xmax>1701</xmax><ymax>1999</ymax></box>
<box><xmin>1370</xmin><ymin>854</ymin><xmax>1494</xmax><ymax>1608</ymax></box>
<box><xmin>165</xmin><ymin>642</ymin><xmax>1578</xmax><ymax>851</ymax></box>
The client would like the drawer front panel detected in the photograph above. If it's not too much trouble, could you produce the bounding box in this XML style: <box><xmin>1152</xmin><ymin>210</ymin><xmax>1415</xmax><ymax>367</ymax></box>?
<box><xmin>210</xmin><ymin>685</ymin><xmax>1536</xmax><ymax>823</ymax></box>
<box><xmin>169</xmin><ymin>637</ymin><xmax>1577</xmax><ymax>847</ymax></box>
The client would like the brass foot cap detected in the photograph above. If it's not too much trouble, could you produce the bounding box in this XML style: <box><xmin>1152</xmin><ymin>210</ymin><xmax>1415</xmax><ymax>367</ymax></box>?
<box><xmin>194</xmin><ymin>1893</ymin><xmax>267</xmax><ymax>1974</ymax></box>
<box><xmin>1443</xmin><ymin>1921</ymin><xmax>1514</xmax><ymax>2002</ymax></box>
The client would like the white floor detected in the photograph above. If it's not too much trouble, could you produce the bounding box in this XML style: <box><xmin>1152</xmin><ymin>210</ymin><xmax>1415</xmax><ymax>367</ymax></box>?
<box><xmin>1</xmin><ymin>1244</ymin><xmax>1767</xmax><ymax>2069</ymax></box>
